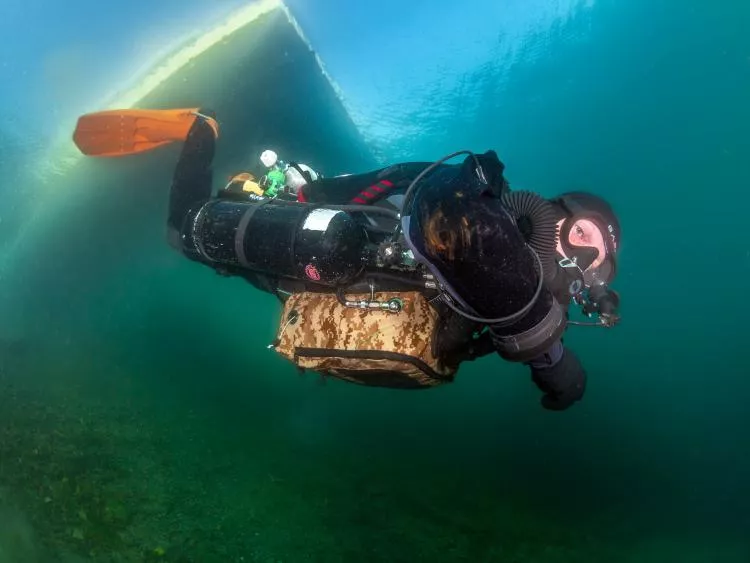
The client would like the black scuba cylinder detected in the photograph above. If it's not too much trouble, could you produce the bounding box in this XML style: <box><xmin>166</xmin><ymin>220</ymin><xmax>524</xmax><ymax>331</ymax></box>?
<box><xmin>187</xmin><ymin>199</ymin><xmax>368</xmax><ymax>286</ymax></box>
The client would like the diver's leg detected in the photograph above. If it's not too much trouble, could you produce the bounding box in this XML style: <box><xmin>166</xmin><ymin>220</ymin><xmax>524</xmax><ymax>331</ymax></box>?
<box><xmin>299</xmin><ymin>162</ymin><xmax>432</xmax><ymax>205</ymax></box>
<box><xmin>167</xmin><ymin>111</ymin><xmax>217</xmax><ymax>249</ymax></box>
<box><xmin>299</xmin><ymin>170</ymin><xmax>385</xmax><ymax>204</ymax></box>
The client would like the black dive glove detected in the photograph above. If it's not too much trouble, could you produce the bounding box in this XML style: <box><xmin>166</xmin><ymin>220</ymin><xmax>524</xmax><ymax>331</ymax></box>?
<box><xmin>584</xmin><ymin>284</ymin><xmax>621</xmax><ymax>328</ymax></box>
<box><xmin>527</xmin><ymin>341</ymin><xmax>587</xmax><ymax>411</ymax></box>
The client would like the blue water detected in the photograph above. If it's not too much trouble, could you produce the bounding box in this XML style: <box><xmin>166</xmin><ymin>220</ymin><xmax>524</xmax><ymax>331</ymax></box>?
<box><xmin>1</xmin><ymin>0</ymin><xmax>749</xmax><ymax>561</ymax></box>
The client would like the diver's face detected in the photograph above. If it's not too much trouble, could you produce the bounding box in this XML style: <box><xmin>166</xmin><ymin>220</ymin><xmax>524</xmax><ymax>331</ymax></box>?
<box><xmin>556</xmin><ymin>218</ymin><xmax>607</xmax><ymax>269</ymax></box>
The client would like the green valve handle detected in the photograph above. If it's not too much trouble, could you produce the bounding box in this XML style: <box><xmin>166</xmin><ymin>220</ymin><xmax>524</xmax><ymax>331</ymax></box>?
<box><xmin>385</xmin><ymin>298</ymin><xmax>403</xmax><ymax>313</ymax></box>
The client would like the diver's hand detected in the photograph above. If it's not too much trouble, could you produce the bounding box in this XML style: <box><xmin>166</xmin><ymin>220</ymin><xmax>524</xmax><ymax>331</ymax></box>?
<box><xmin>528</xmin><ymin>345</ymin><xmax>587</xmax><ymax>411</ymax></box>
<box><xmin>588</xmin><ymin>285</ymin><xmax>620</xmax><ymax>326</ymax></box>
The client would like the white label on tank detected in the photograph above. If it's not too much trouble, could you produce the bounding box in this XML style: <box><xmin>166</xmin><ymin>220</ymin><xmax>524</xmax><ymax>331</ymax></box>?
<box><xmin>302</xmin><ymin>208</ymin><xmax>341</xmax><ymax>232</ymax></box>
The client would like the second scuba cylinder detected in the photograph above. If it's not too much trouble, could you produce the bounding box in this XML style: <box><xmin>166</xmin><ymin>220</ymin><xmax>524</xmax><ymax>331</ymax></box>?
<box><xmin>190</xmin><ymin>199</ymin><xmax>368</xmax><ymax>286</ymax></box>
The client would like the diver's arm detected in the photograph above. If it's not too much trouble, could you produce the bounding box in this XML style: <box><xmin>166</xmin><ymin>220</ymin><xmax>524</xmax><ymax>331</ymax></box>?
<box><xmin>525</xmin><ymin>340</ymin><xmax>586</xmax><ymax>411</ymax></box>
<box><xmin>167</xmin><ymin>111</ymin><xmax>217</xmax><ymax>250</ymax></box>
<box><xmin>487</xmin><ymin>299</ymin><xmax>586</xmax><ymax>410</ymax></box>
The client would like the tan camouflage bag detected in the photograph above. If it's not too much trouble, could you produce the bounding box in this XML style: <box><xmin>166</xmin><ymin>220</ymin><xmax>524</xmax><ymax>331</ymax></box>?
<box><xmin>273</xmin><ymin>291</ymin><xmax>456</xmax><ymax>389</ymax></box>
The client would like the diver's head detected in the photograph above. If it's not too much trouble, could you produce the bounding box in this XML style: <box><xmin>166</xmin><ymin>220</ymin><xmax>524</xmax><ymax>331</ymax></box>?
<box><xmin>553</xmin><ymin>192</ymin><xmax>620</xmax><ymax>286</ymax></box>
<box><xmin>260</xmin><ymin>149</ymin><xmax>278</xmax><ymax>168</ymax></box>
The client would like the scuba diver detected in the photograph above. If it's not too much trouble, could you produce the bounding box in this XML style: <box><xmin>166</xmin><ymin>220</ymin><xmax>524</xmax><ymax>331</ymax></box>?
<box><xmin>72</xmin><ymin>108</ymin><xmax>622</xmax><ymax>411</ymax></box>
<box><xmin>258</xmin><ymin>149</ymin><xmax>320</xmax><ymax>199</ymax></box>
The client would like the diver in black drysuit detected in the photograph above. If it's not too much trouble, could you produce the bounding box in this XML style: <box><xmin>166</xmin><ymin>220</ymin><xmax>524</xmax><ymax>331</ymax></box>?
<box><xmin>167</xmin><ymin>113</ymin><xmax>621</xmax><ymax>411</ymax></box>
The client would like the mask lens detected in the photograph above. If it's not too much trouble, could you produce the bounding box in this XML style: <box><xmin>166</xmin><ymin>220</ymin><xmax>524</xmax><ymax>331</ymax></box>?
<box><xmin>561</xmin><ymin>217</ymin><xmax>608</xmax><ymax>272</ymax></box>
